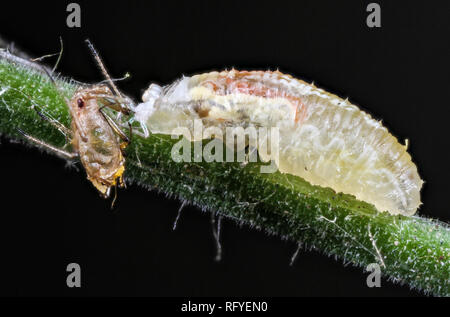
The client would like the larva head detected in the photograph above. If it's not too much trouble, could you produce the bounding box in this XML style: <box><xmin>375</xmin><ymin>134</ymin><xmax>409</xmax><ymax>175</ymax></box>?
<box><xmin>142</xmin><ymin>83</ymin><xmax>163</xmax><ymax>103</ymax></box>
<box><xmin>133</xmin><ymin>82</ymin><xmax>193</xmax><ymax>137</ymax></box>
<box><xmin>134</xmin><ymin>83</ymin><xmax>163</xmax><ymax>123</ymax></box>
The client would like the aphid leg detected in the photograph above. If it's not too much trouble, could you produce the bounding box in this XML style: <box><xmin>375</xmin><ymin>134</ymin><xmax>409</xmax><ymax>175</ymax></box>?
<box><xmin>110</xmin><ymin>184</ymin><xmax>118</xmax><ymax>209</ymax></box>
<box><xmin>4</xmin><ymin>85</ymin><xmax>72</xmax><ymax>142</ymax></box>
<box><xmin>103</xmin><ymin>96</ymin><xmax>133</xmax><ymax>116</ymax></box>
<box><xmin>31</xmin><ymin>105</ymin><xmax>71</xmax><ymax>142</ymax></box>
<box><xmin>173</xmin><ymin>201</ymin><xmax>186</xmax><ymax>230</ymax></box>
<box><xmin>99</xmin><ymin>107</ymin><xmax>130</xmax><ymax>146</ymax></box>
<box><xmin>211</xmin><ymin>213</ymin><xmax>223</xmax><ymax>262</ymax></box>
<box><xmin>17</xmin><ymin>128</ymin><xmax>77</xmax><ymax>159</ymax></box>
<box><xmin>51</xmin><ymin>36</ymin><xmax>64</xmax><ymax>74</ymax></box>
<box><xmin>290</xmin><ymin>242</ymin><xmax>302</xmax><ymax>266</ymax></box>
<box><xmin>89</xmin><ymin>91</ymin><xmax>133</xmax><ymax>115</ymax></box>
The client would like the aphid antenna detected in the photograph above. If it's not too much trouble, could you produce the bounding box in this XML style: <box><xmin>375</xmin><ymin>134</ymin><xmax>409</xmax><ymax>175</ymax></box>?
<box><xmin>97</xmin><ymin>72</ymin><xmax>131</xmax><ymax>86</ymax></box>
<box><xmin>30</xmin><ymin>36</ymin><xmax>64</xmax><ymax>74</ymax></box>
<box><xmin>85</xmin><ymin>39</ymin><xmax>135</xmax><ymax>122</ymax></box>
<box><xmin>85</xmin><ymin>39</ymin><xmax>123</xmax><ymax>99</ymax></box>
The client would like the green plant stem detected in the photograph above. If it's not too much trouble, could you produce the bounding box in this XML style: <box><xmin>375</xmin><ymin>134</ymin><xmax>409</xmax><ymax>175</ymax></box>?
<box><xmin>0</xmin><ymin>52</ymin><xmax>448</xmax><ymax>296</ymax></box>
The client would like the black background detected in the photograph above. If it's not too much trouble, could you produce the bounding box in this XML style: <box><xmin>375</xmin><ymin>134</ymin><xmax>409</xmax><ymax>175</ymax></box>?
<box><xmin>0</xmin><ymin>0</ymin><xmax>449</xmax><ymax>297</ymax></box>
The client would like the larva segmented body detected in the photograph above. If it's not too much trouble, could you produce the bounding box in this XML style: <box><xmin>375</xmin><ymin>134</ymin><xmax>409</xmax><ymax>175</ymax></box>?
<box><xmin>134</xmin><ymin>69</ymin><xmax>423</xmax><ymax>216</ymax></box>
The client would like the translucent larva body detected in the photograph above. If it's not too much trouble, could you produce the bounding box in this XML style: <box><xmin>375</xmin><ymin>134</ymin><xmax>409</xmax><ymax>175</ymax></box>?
<box><xmin>134</xmin><ymin>70</ymin><xmax>423</xmax><ymax>216</ymax></box>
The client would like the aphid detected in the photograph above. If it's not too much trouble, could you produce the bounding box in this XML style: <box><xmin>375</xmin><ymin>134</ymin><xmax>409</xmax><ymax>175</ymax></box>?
<box><xmin>134</xmin><ymin>69</ymin><xmax>423</xmax><ymax>216</ymax></box>
<box><xmin>19</xmin><ymin>40</ymin><xmax>133</xmax><ymax>202</ymax></box>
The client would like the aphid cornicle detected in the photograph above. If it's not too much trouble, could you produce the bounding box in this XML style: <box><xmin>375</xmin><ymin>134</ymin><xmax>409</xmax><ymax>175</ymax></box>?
<box><xmin>19</xmin><ymin>40</ymin><xmax>133</xmax><ymax>201</ymax></box>
<box><xmin>134</xmin><ymin>70</ymin><xmax>423</xmax><ymax>216</ymax></box>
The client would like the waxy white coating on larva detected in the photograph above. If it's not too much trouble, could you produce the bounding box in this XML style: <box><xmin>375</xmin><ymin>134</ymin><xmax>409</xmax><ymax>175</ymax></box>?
<box><xmin>134</xmin><ymin>70</ymin><xmax>423</xmax><ymax>216</ymax></box>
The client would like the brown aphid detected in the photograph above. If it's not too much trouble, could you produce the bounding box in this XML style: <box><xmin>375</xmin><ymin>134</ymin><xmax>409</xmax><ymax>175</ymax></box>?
<box><xmin>18</xmin><ymin>40</ymin><xmax>133</xmax><ymax>204</ymax></box>
<box><xmin>70</xmin><ymin>85</ymin><xmax>129</xmax><ymax>198</ymax></box>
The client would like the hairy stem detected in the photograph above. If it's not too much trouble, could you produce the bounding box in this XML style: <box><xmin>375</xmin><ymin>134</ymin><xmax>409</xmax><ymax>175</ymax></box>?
<box><xmin>0</xmin><ymin>51</ymin><xmax>448</xmax><ymax>296</ymax></box>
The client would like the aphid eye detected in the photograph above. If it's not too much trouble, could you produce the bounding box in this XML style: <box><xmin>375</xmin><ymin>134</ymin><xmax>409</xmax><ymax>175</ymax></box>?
<box><xmin>77</xmin><ymin>98</ymin><xmax>85</xmax><ymax>108</ymax></box>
